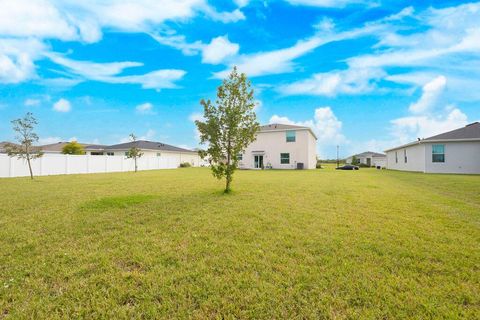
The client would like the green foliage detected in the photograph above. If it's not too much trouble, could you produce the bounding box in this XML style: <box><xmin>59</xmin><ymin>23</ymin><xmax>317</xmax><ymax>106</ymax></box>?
<box><xmin>0</xmin><ymin>168</ymin><xmax>479</xmax><ymax>318</ymax></box>
<box><xmin>62</xmin><ymin>141</ymin><xmax>85</xmax><ymax>155</ymax></box>
<box><xmin>5</xmin><ymin>112</ymin><xmax>43</xmax><ymax>179</ymax></box>
<box><xmin>351</xmin><ymin>155</ymin><xmax>359</xmax><ymax>164</ymax></box>
<box><xmin>125</xmin><ymin>133</ymin><xmax>143</xmax><ymax>172</ymax></box>
<box><xmin>179</xmin><ymin>162</ymin><xmax>192</xmax><ymax>168</ymax></box>
<box><xmin>195</xmin><ymin>67</ymin><xmax>259</xmax><ymax>193</ymax></box>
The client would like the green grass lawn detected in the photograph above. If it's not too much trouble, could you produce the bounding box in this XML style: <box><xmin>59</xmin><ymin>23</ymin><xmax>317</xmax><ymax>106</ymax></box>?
<box><xmin>0</xmin><ymin>167</ymin><xmax>479</xmax><ymax>319</ymax></box>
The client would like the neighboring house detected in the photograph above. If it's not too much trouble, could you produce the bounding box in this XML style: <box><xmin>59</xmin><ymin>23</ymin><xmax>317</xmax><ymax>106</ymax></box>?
<box><xmin>385</xmin><ymin>122</ymin><xmax>480</xmax><ymax>174</ymax></box>
<box><xmin>346</xmin><ymin>151</ymin><xmax>386</xmax><ymax>167</ymax></box>
<box><xmin>0</xmin><ymin>142</ymin><xmax>11</xmax><ymax>153</ymax></box>
<box><xmin>238</xmin><ymin>124</ymin><xmax>317</xmax><ymax>170</ymax></box>
<box><xmin>92</xmin><ymin>140</ymin><xmax>202</xmax><ymax>166</ymax></box>
<box><xmin>38</xmin><ymin>142</ymin><xmax>90</xmax><ymax>154</ymax></box>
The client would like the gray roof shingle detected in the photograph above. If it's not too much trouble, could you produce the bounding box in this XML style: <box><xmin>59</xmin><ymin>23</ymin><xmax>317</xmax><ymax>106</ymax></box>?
<box><xmin>424</xmin><ymin>122</ymin><xmax>480</xmax><ymax>141</ymax></box>
<box><xmin>260</xmin><ymin>123</ymin><xmax>318</xmax><ymax>139</ymax></box>
<box><xmin>104</xmin><ymin>140</ymin><xmax>196</xmax><ymax>153</ymax></box>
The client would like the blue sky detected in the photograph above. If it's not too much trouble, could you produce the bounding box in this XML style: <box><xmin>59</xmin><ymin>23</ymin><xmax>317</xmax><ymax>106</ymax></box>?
<box><xmin>0</xmin><ymin>0</ymin><xmax>479</xmax><ymax>158</ymax></box>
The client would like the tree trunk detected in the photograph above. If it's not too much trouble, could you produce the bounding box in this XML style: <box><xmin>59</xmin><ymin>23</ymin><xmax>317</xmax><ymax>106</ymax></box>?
<box><xmin>27</xmin><ymin>155</ymin><xmax>33</xmax><ymax>180</ymax></box>
<box><xmin>134</xmin><ymin>157</ymin><xmax>138</xmax><ymax>172</ymax></box>
<box><xmin>225</xmin><ymin>173</ymin><xmax>232</xmax><ymax>193</ymax></box>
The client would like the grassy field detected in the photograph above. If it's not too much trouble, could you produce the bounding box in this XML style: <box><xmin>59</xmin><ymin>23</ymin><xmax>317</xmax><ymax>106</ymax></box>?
<box><xmin>0</xmin><ymin>167</ymin><xmax>479</xmax><ymax>319</ymax></box>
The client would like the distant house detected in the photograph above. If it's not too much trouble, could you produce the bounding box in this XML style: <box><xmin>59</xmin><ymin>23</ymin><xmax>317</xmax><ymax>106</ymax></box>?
<box><xmin>385</xmin><ymin>122</ymin><xmax>480</xmax><ymax>174</ymax></box>
<box><xmin>238</xmin><ymin>124</ymin><xmax>317</xmax><ymax>170</ymax></box>
<box><xmin>346</xmin><ymin>151</ymin><xmax>386</xmax><ymax>167</ymax></box>
<box><xmin>89</xmin><ymin>140</ymin><xmax>202</xmax><ymax>166</ymax></box>
<box><xmin>37</xmin><ymin>142</ymin><xmax>91</xmax><ymax>154</ymax></box>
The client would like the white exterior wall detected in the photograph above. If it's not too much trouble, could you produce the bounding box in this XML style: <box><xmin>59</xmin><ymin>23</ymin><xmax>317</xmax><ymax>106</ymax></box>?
<box><xmin>239</xmin><ymin>129</ymin><xmax>317</xmax><ymax>169</ymax></box>
<box><xmin>386</xmin><ymin>143</ymin><xmax>426</xmax><ymax>172</ymax></box>
<box><xmin>0</xmin><ymin>153</ymin><xmax>201</xmax><ymax>178</ymax></box>
<box><xmin>424</xmin><ymin>141</ymin><xmax>480</xmax><ymax>174</ymax></box>
<box><xmin>346</xmin><ymin>155</ymin><xmax>386</xmax><ymax>167</ymax></box>
<box><xmin>386</xmin><ymin>141</ymin><xmax>480</xmax><ymax>174</ymax></box>
<box><xmin>371</xmin><ymin>157</ymin><xmax>386</xmax><ymax>168</ymax></box>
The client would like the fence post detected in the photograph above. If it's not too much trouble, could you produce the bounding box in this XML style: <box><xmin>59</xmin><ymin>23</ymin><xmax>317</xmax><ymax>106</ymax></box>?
<box><xmin>65</xmin><ymin>155</ymin><xmax>69</xmax><ymax>175</ymax></box>
<box><xmin>9</xmin><ymin>156</ymin><xmax>14</xmax><ymax>178</ymax></box>
<box><xmin>87</xmin><ymin>155</ymin><xmax>90</xmax><ymax>173</ymax></box>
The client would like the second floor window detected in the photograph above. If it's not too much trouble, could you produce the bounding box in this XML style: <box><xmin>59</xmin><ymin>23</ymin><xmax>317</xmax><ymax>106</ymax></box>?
<box><xmin>286</xmin><ymin>130</ymin><xmax>296</xmax><ymax>142</ymax></box>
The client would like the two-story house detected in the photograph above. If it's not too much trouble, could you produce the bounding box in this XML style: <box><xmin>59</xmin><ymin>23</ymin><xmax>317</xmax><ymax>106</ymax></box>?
<box><xmin>238</xmin><ymin>124</ymin><xmax>318</xmax><ymax>170</ymax></box>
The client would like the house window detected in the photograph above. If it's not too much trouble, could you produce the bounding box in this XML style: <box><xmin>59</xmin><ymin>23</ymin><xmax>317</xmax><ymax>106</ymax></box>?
<box><xmin>404</xmin><ymin>149</ymin><xmax>407</xmax><ymax>163</ymax></box>
<box><xmin>106</xmin><ymin>152</ymin><xmax>114</xmax><ymax>156</ymax></box>
<box><xmin>286</xmin><ymin>130</ymin><xmax>296</xmax><ymax>142</ymax></box>
<box><xmin>157</xmin><ymin>153</ymin><xmax>161</xmax><ymax>157</ymax></box>
<box><xmin>280</xmin><ymin>153</ymin><xmax>290</xmax><ymax>164</ymax></box>
<box><xmin>395</xmin><ymin>151</ymin><xmax>398</xmax><ymax>163</ymax></box>
<box><xmin>432</xmin><ymin>144</ymin><xmax>445</xmax><ymax>163</ymax></box>
<box><xmin>124</xmin><ymin>152</ymin><xmax>129</xmax><ymax>156</ymax></box>
<box><xmin>237</xmin><ymin>153</ymin><xmax>243</xmax><ymax>161</ymax></box>
<box><xmin>91</xmin><ymin>152</ymin><xmax>103</xmax><ymax>156</ymax></box>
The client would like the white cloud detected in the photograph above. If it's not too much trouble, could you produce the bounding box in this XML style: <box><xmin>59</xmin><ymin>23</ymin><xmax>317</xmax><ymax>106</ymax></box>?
<box><xmin>388</xmin><ymin>75</ymin><xmax>469</xmax><ymax>145</ymax></box>
<box><xmin>202</xmin><ymin>36</ymin><xmax>239</xmax><ymax>64</ymax></box>
<box><xmin>53</xmin><ymin>98</ymin><xmax>71</xmax><ymax>112</ymax></box>
<box><xmin>136</xmin><ymin>102</ymin><xmax>155</xmax><ymax>114</ymax></box>
<box><xmin>285</xmin><ymin>0</ymin><xmax>367</xmax><ymax>8</ymax></box>
<box><xmin>46</xmin><ymin>53</ymin><xmax>186</xmax><ymax>90</ymax></box>
<box><xmin>391</xmin><ymin>107</ymin><xmax>468</xmax><ymax>144</ymax></box>
<box><xmin>24</xmin><ymin>98</ymin><xmax>41</xmax><ymax>107</ymax></box>
<box><xmin>0</xmin><ymin>38</ymin><xmax>46</xmax><ymax>83</ymax></box>
<box><xmin>408</xmin><ymin>76</ymin><xmax>446</xmax><ymax>114</ymax></box>
<box><xmin>0</xmin><ymin>0</ymin><xmax>243</xmax><ymax>85</ymax></box>
<box><xmin>269</xmin><ymin>107</ymin><xmax>347</xmax><ymax>157</ymax></box>
<box><xmin>280</xmin><ymin>68</ymin><xmax>385</xmax><ymax>96</ymax></box>
<box><xmin>0</xmin><ymin>0</ymin><xmax>79</xmax><ymax>40</ymax></box>
<box><xmin>213</xmin><ymin>23</ymin><xmax>382</xmax><ymax>78</ymax></box>
<box><xmin>38</xmin><ymin>136</ymin><xmax>62</xmax><ymax>145</ymax></box>
<box><xmin>0</xmin><ymin>0</ymin><xmax>242</xmax><ymax>41</ymax></box>
<box><xmin>151</xmin><ymin>33</ymin><xmax>239</xmax><ymax>65</ymax></box>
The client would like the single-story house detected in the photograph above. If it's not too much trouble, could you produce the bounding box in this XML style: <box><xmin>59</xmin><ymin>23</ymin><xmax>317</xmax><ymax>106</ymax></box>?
<box><xmin>384</xmin><ymin>122</ymin><xmax>480</xmax><ymax>174</ymax></box>
<box><xmin>346</xmin><ymin>151</ymin><xmax>386</xmax><ymax>167</ymax></box>
<box><xmin>37</xmin><ymin>142</ymin><xmax>96</xmax><ymax>154</ymax></box>
<box><xmin>238</xmin><ymin>123</ymin><xmax>318</xmax><ymax>169</ymax></box>
<box><xmin>91</xmin><ymin>140</ymin><xmax>202</xmax><ymax>166</ymax></box>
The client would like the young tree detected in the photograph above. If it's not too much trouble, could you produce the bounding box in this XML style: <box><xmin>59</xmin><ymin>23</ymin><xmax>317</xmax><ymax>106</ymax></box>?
<box><xmin>125</xmin><ymin>134</ymin><xmax>143</xmax><ymax>172</ymax></box>
<box><xmin>195</xmin><ymin>67</ymin><xmax>259</xmax><ymax>193</ymax></box>
<box><xmin>62</xmin><ymin>141</ymin><xmax>85</xmax><ymax>155</ymax></box>
<box><xmin>5</xmin><ymin>112</ymin><xmax>43</xmax><ymax>179</ymax></box>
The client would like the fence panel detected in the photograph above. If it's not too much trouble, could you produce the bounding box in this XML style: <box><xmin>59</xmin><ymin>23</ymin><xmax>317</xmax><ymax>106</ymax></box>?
<box><xmin>0</xmin><ymin>154</ymin><xmax>194</xmax><ymax>178</ymax></box>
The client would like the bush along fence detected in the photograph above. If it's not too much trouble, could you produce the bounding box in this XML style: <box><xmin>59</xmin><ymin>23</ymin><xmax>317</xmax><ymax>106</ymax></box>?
<box><xmin>0</xmin><ymin>154</ymin><xmax>198</xmax><ymax>178</ymax></box>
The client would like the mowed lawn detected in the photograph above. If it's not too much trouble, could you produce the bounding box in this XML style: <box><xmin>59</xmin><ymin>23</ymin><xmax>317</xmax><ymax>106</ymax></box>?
<box><xmin>0</xmin><ymin>167</ymin><xmax>479</xmax><ymax>319</ymax></box>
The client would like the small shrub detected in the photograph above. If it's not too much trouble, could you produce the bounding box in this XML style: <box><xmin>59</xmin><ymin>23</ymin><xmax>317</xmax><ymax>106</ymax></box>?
<box><xmin>316</xmin><ymin>163</ymin><xmax>323</xmax><ymax>169</ymax></box>
<box><xmin>358</xmin><ymin>163</ymin><xmax>371</xmax><ymax>168</ymax></box>
<box><xmin>179</xmin><ymin>162</ymin><xmax>192</xmax><ymax>168</ymax></box>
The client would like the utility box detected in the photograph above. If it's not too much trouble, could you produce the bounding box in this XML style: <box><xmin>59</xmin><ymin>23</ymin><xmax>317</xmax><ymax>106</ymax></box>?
<box><xmin>297</xmin><ymin>163</ymin><xmax>304</xmax><ymax>170</ymax></box>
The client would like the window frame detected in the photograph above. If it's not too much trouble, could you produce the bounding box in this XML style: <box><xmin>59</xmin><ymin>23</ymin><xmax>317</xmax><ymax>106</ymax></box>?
<box><xmin>404</xmin><ymin>149</ymin><xmax>407</xmax><ymax>163</ymax></box>
<box><xmin>432</xmin><ymin>144</ymin><xmax>445</xmax><ymax>163</ymax></box>
<box><xmin>280</xmin><ymin>153</ymin><xmax>290</xmax><ymax>164</ymax></box>
<box><xmin>395</xmin><ymin>151</ymin><xmax>398</xmax><ymax>163</ymax></box>
<box><xmin>286</xmin><ymin>130</ymin><xmax>296</xmax><ymax>143</ymax></box>
<box><xmin>237</xmin><ymin>153</ymin><xmax>243</xmax><ymax>161</ymax></box>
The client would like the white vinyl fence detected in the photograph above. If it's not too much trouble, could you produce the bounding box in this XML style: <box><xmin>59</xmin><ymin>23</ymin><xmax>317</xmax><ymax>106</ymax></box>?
<box><xmin>0</xmin><ymin>154</ymin><xmax>194</xmax><ymax>178</ymax></box>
